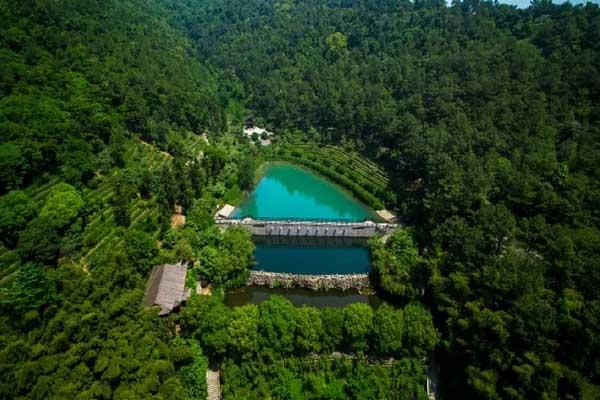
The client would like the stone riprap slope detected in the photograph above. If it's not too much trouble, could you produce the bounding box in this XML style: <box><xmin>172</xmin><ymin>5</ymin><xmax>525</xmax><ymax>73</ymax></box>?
<box><xmin>247</xmin><ymin>270</ymin><xmax>370</xmax><ymax>291</ymax></box>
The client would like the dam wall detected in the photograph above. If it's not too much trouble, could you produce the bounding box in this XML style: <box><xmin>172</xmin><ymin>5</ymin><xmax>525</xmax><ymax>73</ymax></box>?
<box><xmin>216</xmin><ymin>218</ymin><xmax>397</xmax><ymax>238</ymax></box>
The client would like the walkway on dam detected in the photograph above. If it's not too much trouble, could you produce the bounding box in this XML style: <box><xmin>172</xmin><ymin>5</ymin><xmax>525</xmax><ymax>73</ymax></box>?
<box><xmin>215</xmin><ymin>217</ymin><xmax>397</xmax><ymax>238</ymax></box>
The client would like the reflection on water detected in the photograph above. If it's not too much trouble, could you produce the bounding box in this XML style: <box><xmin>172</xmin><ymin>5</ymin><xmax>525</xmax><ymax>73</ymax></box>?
<box><xmin>225</xmin><ymin>286</ymin><xmax>382</xmax><ymax>308</ymax></box>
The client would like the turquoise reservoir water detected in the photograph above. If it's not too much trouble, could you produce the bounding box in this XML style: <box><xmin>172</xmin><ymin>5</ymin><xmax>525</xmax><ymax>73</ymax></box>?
<box><xmin>233</xmin><ymin>163</ymin><xmax>377</xmax><ymax>221</ymax></box>
<box><xmin>234</xmin><ymin>162</ymin><xmax>377</xmax><ymax>277</ymax></box>
<box><xmin>254</xmin><ymin>245</ymin><xmax>370</xmax><ymax>275</ymax></box>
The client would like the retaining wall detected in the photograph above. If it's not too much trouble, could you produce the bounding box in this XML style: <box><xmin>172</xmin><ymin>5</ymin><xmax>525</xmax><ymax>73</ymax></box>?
<box><xmin>247</xmin><ymin>270</ymin><xmax>370</xmax><ymax>291</ymax></box>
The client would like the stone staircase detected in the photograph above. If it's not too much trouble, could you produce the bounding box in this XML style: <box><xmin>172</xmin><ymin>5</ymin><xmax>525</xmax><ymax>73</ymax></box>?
<box><xmin>206</xmin><ymin>369</ymin><xmax>221</xmax><ymax>400</ymax></box>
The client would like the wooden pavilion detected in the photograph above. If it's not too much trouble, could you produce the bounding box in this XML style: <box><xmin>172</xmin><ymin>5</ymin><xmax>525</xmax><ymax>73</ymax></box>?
<box><xmin>142</xmin><ymin>262</ymin><xmax>190</xmax><ymax>316</ymax></box>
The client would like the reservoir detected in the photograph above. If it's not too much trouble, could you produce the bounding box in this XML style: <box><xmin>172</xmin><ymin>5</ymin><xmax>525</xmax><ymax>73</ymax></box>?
<box><xmin>227</xmin><ymin>162</ymin><xmax>380</xmax><ymax>306</ymax></box>
<box><xmin>233</xmin><ymin>163</ymin><xmax>377</xmax><ymax>276</ymax></box>
<box><xmin>233</xmin><ymin>163</ymin><xmax>379</xmax><ymax>221</ymax></box>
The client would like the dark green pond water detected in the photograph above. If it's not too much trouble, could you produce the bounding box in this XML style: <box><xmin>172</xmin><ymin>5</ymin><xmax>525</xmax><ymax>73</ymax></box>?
<box><xmin>233</xmin><ymin>163</ymin><xmax>378</xmax><ymax>221</ymax></box>
<box><xmin>253</xmin><ymin>236</ymin><xmax>370</xmax><ymax>275</ymax></box>
<box><xmin>225</xmin><ymin>287</ymin><xmax>382</xmax><ymax>308</ymax></box>
<box><xmin>255</xmin><ymin>245</ymin><xmax>370</xmax><ymax>275</ymax></box>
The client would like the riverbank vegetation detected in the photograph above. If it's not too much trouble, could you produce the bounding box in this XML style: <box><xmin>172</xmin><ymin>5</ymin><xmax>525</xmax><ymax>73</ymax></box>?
<box><xmin>1</xmin><ymin>0</ymin><xmax>599</xmax><ymax>399</ymax></box>
<box><xmin>180</xmin><ymin>295</ymin><xmax>438</xmax><ymax>399</ymax></box>
<box><xmin>370</xmin><ymin>229</ymin><xmax>422</xmax><ymax>300</ymax></box>
<box><xmin>221</xmin><ymin>356</ymin><xmax>427</xmax><ymax>400</ymax></box>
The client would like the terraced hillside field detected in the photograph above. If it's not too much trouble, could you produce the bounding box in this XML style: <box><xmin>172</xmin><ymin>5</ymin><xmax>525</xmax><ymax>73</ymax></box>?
<box><xmin>0</xmin><ymin>134</ymin><xmax>207</xmax><ymax>283</ymax></box>
<box><xmin>273</xmin><ymin>143</ymin><xmax>392</xmax><ymax>209</ymax></box>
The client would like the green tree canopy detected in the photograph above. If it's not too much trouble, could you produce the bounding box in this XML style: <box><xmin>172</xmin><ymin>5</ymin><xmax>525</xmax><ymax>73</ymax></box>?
<box><xmin>259</xmin><ymin>296</ymin><xmax>298</xmax><ymax>356</ymax></box>
<box><xmin>371</xmin><ymin>229</ymin><xmax>420</xmax><ymax>298</ymax></box>
<box><xmin>123</xmin><ymin>229</ymin><xmax>158</xmax><ymax>273</ymax></box>
<box><xmin>39</xmin><ymin>183</ymin><xmax>84</xmax><ymax>230</ymax></box>
<box><xmin>343</xmin><ymin>303</ymin><xmax>373</xmax><ymax>354</ymax></box>
<box><xmin>0</xmin><ymin>190</ymin><xmax>35</xmax><ymax>247</ymax></box>
<box><xmin>0</xmin><ymin>263</ymin><xmax>56</xmax><ymax>314</ymax></box>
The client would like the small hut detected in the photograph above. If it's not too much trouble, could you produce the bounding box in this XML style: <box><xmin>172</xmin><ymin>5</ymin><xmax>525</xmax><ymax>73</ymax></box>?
<box><xmin>142</xmin><ymin>262</ymin><xmax>190</xmax><ymax>316</ymax></box>
<box><xmin>215</xmin><ymin>204</ymin><xmax>236</xmax><ymax>220</ymax></box>
<box><xmin>376</xmin><ymin>209</ymin><xmax>398</xmax><ymax>223</ymax></box>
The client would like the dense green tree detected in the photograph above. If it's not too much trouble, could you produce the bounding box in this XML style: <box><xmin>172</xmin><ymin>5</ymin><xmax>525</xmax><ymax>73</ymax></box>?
<box><xmin>370</xmin><ymin>229</ymin><xmax>420</xmax><ymax>298</ymax></box>
<box><xmin>111</xmin><ymin>173</ymin><xmax>136</xmax><ymax>227</ymax></box>
<box><xmin>186</xmin><ymin>199</ymin><xmax>216</xmax><ymax>232</ymax></box>
<box><xmin>0</xmin><ymin>0</ymin><xmax>231</xmax><ymax>398</ymax></box>
<box><xmin>1</xmin><ymin>0</ymin><xmax>600</xmax><ymax>398</ymax></box>
<box><xmin>0</xmin><ymin>143</ymin><xmax>27</xmax><ymax>193</ymax></box>
<box><xmin>238</xmin><ymin>156</ymin><xmax>256</xmax><ymax>190</ymax></box>
<box><xmin>402</xmin><ymin>303</ymin><xmax>438</xmax><ymax>359</ymax></box>
<box><xmin>180</xmin><ymin>295</ymin><xmax>232</xmax><ymax>358</ymax></box>
<box><xmin>0</xmin><ymin>263</ymin><xmax>55</xmax><ymax>314</ymax></box>
<box><xmin>295</xmin><ymin>306</ymin><xmax>323</xmax><ymax>355</ymax></box>
<box><xmin>227</xmin><ymin>304</ymin><xmax>260</xmax><ymax>360</ymax></box>
<box><xmin>259</xmin><ymin>296</ymin><xmax>298</xmax><ymax>356</ymax></box>
<box><xmin>0</xmin><ymin>262</ymin><xmax>190</xmax><ymax>399</ymax></box>
<box><xmin>39</xmin><ymin>183</ymin><xmax>84</xmax><ymax>230</ymax></box>
<box><xmin>58</xmin><ymin>138</ymin><xmax>95</xmax><ymax>185</ymax></box>
<box><xmin>372</xmin><ymin>303</ymin><xmax>404</xmax><ymax>358</ymax></box>
<box><xmin>123</xmin><ymin>229</ymin><xmax>158</xmax><ymax>273</ymax></box>
<box><xmin>17</xmin><ymin>218</ymin><xmax>60</xmax><ymax>264</ymax></box>
<box><xmin>109</xmin><ymin>131</ymin><xmax>127</xmax><ymax>168</ymax></box>
<box><xmin>343</xmin><ymin>303</ymin><xmax>373</xmax><ymax>354</ymax></box>
<box><xmin>197</xmin><ymin>226</ymin><xmax>254</xmax><ymax>287</ymax></box>
<box><xmin>204</xmin><ymin>146</ymin><xmax>228</xmax><ymax>179</ymax></box>
<box><xmin>189</xmin><ymin>161</ymin><xmax>206</xmax><ymax>198</ymax></box>
<box><xmin>176</xmin><ymin>339</ymin><xmax>209</xmax><ymax>400</ymax></box>
<box><xmin>0</xmin><ymin>191</ymin><xmax>35</xmax><ymax>248</ymax></box>
<box><xmin>320</xmin><ymin>307</ymin><xmax>345</xmax><ymax>353</ymax></box>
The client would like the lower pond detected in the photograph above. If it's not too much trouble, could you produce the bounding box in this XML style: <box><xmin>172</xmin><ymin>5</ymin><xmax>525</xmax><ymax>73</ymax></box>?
<box><xmin>225</xmin><ymin>287</ymin><xmax>382</xmax><ymax>308</ymax></box>
<box><xmin>254</xmin><ymin>246</ymin><xmax>370</xmax><ymax>275</ymax></box>
<box><xmin>252</xmin><ymin>236</ymin><xmax>370</xmax><ymax>275</ymax></box>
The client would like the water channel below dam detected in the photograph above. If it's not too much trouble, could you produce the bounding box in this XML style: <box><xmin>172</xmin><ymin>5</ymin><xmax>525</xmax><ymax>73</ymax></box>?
<box><xmin>225</xmin><ymin>286</ymin><xmax>382</xmax><ymax>308</ymax></box>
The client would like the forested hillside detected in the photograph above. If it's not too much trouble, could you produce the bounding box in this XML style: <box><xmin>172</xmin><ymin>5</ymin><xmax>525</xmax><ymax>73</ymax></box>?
<box><xmin>1</xmin><ymin>0</ymin><xmax>599</xmax><ymax>399</ymax></box>
<box><xmin>164</xmin><ymin>1</ymin><xmax>600</xmax><ymax>398</ymax></box>
<box><xmin>0</xmin><ymin>0</ymin><xmax>226</xmax><ymax>194</ymax></box>
<box><xmin>0</xmin><ymin>0</ymin><xmax>229</xmax><ymax>398</ymax></box>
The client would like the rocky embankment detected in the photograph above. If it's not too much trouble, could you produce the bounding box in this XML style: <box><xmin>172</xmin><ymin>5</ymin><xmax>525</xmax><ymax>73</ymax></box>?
<box><xmin>247</xmin><ymin>270</ymin><xmax>370</xmax><ymax>291</ymax></box>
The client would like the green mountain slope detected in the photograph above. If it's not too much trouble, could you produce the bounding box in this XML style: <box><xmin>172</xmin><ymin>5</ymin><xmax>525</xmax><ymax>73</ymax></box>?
<box><xmin>166</xmin><ymin>0</ymin><xmax>600</xmax><ymax>398</ymax></box>
<box><xmin>0</xmin><ymin>0</ymin><xmax>225</xmax><ymax>193</ymax></box>
<box><xmin>0</xmin><ymin>0</ymin><xmax>599</xmax><ymax>399</ymax></box>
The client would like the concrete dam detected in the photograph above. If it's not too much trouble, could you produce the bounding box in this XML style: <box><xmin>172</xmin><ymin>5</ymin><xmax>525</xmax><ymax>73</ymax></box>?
<box><xmin>215</xmin><ymin>217</ymin><xmax>397</xmax><ymax>238</ymax></box>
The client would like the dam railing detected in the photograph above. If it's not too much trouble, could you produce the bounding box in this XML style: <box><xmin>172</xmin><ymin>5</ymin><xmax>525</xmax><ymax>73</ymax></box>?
<box><xmin>215</xmin><ymin>217</ymin><xmax>397</xmax><ymax>238</ymax></box>
<box><xmin>235</xmin><ymin>215</ymin><xmax>366</xmax><ymax>224</ymax></box>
